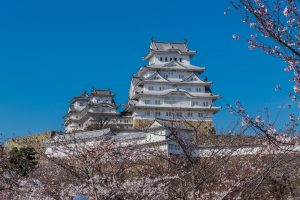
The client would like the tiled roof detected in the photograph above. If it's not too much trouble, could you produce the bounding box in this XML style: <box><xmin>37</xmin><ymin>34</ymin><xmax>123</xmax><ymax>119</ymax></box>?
<box><xmin>91</xmin><ymin>89</ymin><xmax>114</xmax><ymax>96</ymax></box>
<box><xmin>144</xmin><ymin>40</ymin><xmax>196</xmax><ymax>60</ymax></box>
<box><xmin>138</xmin><ymin>61</ymin><xmax>205</xmax><ymax>74</ymax></box>
<box><xmin>151</xmin><ymin>41</ymin><xmax>190</xmax><ymax>52</ymax></box>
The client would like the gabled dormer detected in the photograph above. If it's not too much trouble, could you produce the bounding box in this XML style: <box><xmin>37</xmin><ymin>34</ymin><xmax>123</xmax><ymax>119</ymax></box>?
<box><xmin>183</xmin><ymin>73</ymin><xmax>203</xmax><ymax>82</ymax></box>
<box><xmin>146</xmin><ymin>71</ymin><xmax>169</xmax><ymax>82</ymax></box>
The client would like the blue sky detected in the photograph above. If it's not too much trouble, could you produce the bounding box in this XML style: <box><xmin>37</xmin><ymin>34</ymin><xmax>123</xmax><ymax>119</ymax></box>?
<box><xmin>0</xmin><ymin>0</ymin><xmax>294</xmax><ymax>137</ymax></box>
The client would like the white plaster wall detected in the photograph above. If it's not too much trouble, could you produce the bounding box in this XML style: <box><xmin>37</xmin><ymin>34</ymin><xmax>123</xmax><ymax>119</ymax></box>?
<box><xmin>158</xmin><ymin>71</ymin><xmax>192</xmax><ymax>81</ymax></box>
<box><xmin>139</xmin><ymin>96</ymin><xmax>212</xmax><ymax>108</ymax></box>
<box><xmin>149</xmin><ymin>53</ymin><xmax>190</xmax><ymax>65</ymax></box>
<box><xmin>69</xmin><ymin>113</ymin><xmax>80</xmax><ymax>120</ymax></box>
<box><xmin>66</xmin><ymin>122</ymin><xmax>83</xmax><ymax>133</ymax></box>
<box><xmin>73</xmin><ymin>100</ymin><xmax>88</xmax><ymax>111</ymax></box>
<box><xmin>134</xmin><ymin>109</ymin><xmax>214</xmax><ymax>121</ymax></box>
<box><xmin>90</xmin><ymin>107</ymin><xmax>116</xmax><ymax>113</ymax></box>
<box><xmin>146</xmin><ymin>130</ymin><xmax>167</xmax><ymax>143</ymax></box>
<box><xmin>91</xmin><ymin>96</ymin><xmax>112</xmax><ymax>104</ymax></box>
<box><xmin>143</xmin><ymin>82</ymin><xmax>206</xmax><ymax>95</ymax></box>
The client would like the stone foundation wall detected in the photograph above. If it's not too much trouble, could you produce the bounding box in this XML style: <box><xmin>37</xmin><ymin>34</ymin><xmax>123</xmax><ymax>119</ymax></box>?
<box><xmin>133</xmin><ymin>119</ymin><xmax>155</xmax><ymax>130</ymax></box>
<box><xmin>133</xmin><ymin>119</ymin><xmax>216</xmax><ymax>135</ymax></box>
<box><xmin>4</xmin><ymin>131</ymin><xmax>55</xmax><ymax>152</ymax></box>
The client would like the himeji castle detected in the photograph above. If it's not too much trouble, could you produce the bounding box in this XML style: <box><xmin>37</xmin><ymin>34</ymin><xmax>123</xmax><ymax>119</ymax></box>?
<box><xmin>64</xmin><ymin>40</ymin><xmax>220</xmax><ymax>134</ymax></box>
<box><xmin>127</xmin><ymin>40</ymin><xmax>221</xmax><ymax>131</ymax></box>
<box><xmin>64</xmin><ymin>89</ymin><xmax>132</xmax><ymax>133</ymax></box>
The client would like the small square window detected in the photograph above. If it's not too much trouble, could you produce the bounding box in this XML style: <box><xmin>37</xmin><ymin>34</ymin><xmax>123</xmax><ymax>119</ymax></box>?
<box><xmin>170</xmin><ymin>57</ymin><xmax>172</xmax><ymax>61</ymax></box>
<box><xmin>174</xmin><ymin>57</ymin><xmax>178</xmax><ymax>61</ymax></box>
<box><xmin>165</xmin><ymin>57</ymin><xmax>168</xmax><ymax>62</ymax></box>
<box><xmin>203</xmin><ymin>102</ymin><xmax>209</xmax><ymax>106</ymax></box>
<box><xmin>179</xmin><ymin>58</ymin><xmax>182</xmax><ymax>62</ymax></box>
<box><xmin>155</xmin><ymin>112</ymin><xmax>160</xmax><ymax>117</ymax></box>
<box><xmin>166</xmin><ymin>112</ymin><xmax>172</xmax><ymax>116</ymax></box>
<box><xmin>192</xmin><ymin>102</ymin><xmax>198</xmax><ymax>106</ymax></box>
<box><xmin>160</xmin><ymin>57</ymin><xmax>163</xmax><ymax>61</ymax></box>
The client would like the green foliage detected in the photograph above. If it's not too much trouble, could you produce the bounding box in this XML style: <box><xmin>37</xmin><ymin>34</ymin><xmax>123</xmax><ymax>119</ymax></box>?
<box><xmin>9</xmin><ymin>147</ymin><xmax>38</xmax><ymax>177</ymax></box>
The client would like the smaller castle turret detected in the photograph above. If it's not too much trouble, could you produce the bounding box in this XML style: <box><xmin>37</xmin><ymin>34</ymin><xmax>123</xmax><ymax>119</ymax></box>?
<box><xmin>64</xmin><ymin>89</ymin><xmax>132</xmax><ymax>133</ymax></box>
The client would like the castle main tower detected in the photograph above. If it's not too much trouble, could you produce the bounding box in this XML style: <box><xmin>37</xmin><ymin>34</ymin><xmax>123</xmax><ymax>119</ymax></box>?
<box><xmin>128</xmin><ymin>40</ymin><xmax>221</xmax><ymax>133</ymax></box>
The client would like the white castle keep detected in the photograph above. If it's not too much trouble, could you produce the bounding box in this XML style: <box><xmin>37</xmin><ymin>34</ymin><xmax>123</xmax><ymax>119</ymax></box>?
<box><xmin>64</xmin><ymin>89</ymin><xmax>132</xmax><ymax>133</ymax></box>
<box><xmin>64</xmin><ymin>40</ymin><xmax>220</xmax><ymax>133</ymax></box>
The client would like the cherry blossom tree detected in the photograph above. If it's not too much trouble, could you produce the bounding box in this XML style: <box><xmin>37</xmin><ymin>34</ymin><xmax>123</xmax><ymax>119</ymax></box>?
<box><xmin>226</xmin><ymin>0</ymin><xmax>300</xmax><ymax>145</ymax></box>
<box><xmin>229</xmin><ymin>0</ymin><xmax>300</xmax><ymax>76</ymax></box>
<box><xmin>2</xmin><ymin>126</ymin><xmax>300</xmax><ymax>199</ymax></box>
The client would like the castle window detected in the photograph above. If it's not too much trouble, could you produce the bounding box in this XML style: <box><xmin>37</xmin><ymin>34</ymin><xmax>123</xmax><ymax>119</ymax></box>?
<box><xmin>160</xmin><ymin>57</ymin><xmax>163</xmax><ymax>61</ymax></box>
<box><xmin>196</xmin><ymin>88</ymin><xmax>202</xmax><ymax>92</ymax></box>
<box><xmin>203</xmin><ymin>102</ymin><xmax>209</xmax><ymax>107</ymax></box>
<box><xmin>170</xmin><ymin>57</ymin><xmax>172</xmax><ymax>61</ymax></box>
<box><xmin>155</xmin><ymin>100</ymin><xmax>161</xmax><ymax>105</ymax></box>
<box><xmin>159</xmin><ymin>86</ymin><xmax>164</xmax><ymax>91</ymax></box>
<box><xmin>148</xmin><ymin>86</ymin><xmax>154</xmax><ymax>90</ymax></box>
<box><xmin>165</xmin><ymin>57</ymin><xmax>168</xmax><ymax>62</ymax></box>
<box><xmin>174</xmin><ymin>57</ymin><xmax>178</xmax><ymax>61</ymax></box>
<box><xmin>145</xmin><ymin>111</ymin><xmax>150</xmax><ymax>116</ymax></box>
<box><xmin>179</xmin><ymin>74</ymin><xmax>184</xmax><ymax>79</ymax></box>
<box><xmin>187</xmin><ymin>112</ymin><xmax>193</xmax><ymax>117</ymax></box>
<box><xmin>155</xmin><ymin>112</ymin><xmax>161</xmax><ymax>117</ymax></box>
<box><xmin>192</xmin><ymin>102</ymin><xmax>198</xmax><ymax>106</ymax></box>
<box><xmin>176</xmin><ymin>112</ymin><xmax>182</xmax><ymax>117</ymax></box>
<box><xmin>145</xmin><ymin>100</ymin><xmax>151</xmax><ymax>104</ymax></box>
<box><xmin>166</xmin><ymin>111</ymin><xmax>172</xmax><ymax>116</ymax></box>
<box><xmin>180</xmin><ymin>58</ymin><xmax>182</xmax><ymax>62</ymax></box>
<box><xmin>198</xmin><ymin>113</ymin><xmax>204</xmax><ymax>117</ymax></box>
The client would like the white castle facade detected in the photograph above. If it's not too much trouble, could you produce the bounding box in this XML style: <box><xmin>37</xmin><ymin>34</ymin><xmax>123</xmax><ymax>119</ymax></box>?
<box><xmin>64</xmin><ymin>40</ymin><xmax>220</xmax><ymax>133</ymax></box>
<box><xmin>128</xmin><ymin>40</ymin><xmax>220</xmax><ymax>129</ymax></box>
<box><xmin>64</xmin><ymin>89</ymin><xmax>132</xmax><ymax>133</ymax></box>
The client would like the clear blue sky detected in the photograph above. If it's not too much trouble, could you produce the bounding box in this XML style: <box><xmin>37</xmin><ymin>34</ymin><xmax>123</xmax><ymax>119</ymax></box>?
<box><xmin>0</xmin><ymin>0</ymin><xmax>294</xmax><ymax>137</ymax></box>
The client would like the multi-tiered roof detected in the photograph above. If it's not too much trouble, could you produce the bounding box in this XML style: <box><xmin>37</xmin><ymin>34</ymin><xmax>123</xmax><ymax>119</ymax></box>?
<box><xmin>128</xmin><ymin>40</ymin><xmax>221</xmax><ymax>127</ymax></box>
<box><xmin>64</xmin><ymin>89</ymin><xmax>119</xmax><ymax>133</ymax></box>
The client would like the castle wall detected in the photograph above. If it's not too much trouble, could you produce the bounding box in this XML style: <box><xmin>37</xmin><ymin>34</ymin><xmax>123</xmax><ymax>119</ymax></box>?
<box><xmin>133</xmin><ymin>119</ymin><xmax>216</xmax><ymax>135</ymax></box>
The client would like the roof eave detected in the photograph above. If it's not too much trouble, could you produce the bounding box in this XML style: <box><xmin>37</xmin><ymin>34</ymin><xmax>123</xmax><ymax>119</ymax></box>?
<box><xmin>144</xmin><ymin>50</ymin><xmax>197</xmax><ymax>60</ymax></box>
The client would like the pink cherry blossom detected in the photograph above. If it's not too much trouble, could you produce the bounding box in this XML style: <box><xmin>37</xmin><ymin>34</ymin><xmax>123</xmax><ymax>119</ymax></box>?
<box><xmin>232</xmin><ymin>34</ymin><xmax>240</xmax><ymax>40</ymax></box>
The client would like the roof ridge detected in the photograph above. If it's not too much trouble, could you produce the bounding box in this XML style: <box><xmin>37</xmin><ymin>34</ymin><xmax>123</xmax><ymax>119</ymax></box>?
<box><xmin>153</xmin><ymin>40</ymin><xmax>186</xmax><ymax>44</ymax></box>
